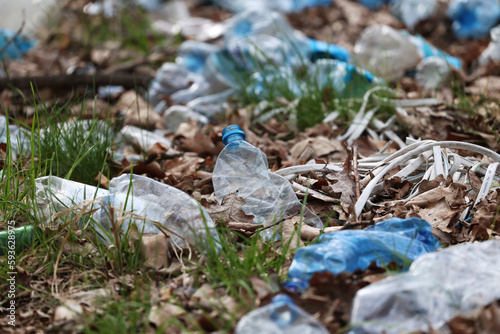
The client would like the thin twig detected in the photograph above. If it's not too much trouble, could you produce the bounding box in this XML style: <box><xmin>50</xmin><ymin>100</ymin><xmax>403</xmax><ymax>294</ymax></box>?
<box><xmin>0</xmin><ymin>14</ymin><xmax>25</xmax><ymax>56</ymax></box>
<box><xmin>0</xmin><ymin>73</ymin><xmax>153</xmax><ymax>91</ymax></box>
<box><xmin>353</xmin><ymin>144</ymin><xmax>361</xmax><ymax>202</ymax></box>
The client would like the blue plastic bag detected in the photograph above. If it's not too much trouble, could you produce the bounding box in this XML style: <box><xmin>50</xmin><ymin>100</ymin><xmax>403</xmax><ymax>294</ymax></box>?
<box><xmin>0</xmin><ymin>28</ymin><xmax>36</xmax><ymax>60</ymax></box>
<box><xmin>286</xmin><ymin>217</ymin><xmax>441</xmax><ymax>292</ymax></box>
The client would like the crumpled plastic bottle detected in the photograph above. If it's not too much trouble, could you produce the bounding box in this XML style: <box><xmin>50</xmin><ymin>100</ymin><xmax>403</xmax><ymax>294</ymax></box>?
<box><xmin>93</xmin><ymin>174</ymin><xmax>220</xmax><ymax>250</ymax></box>
<box><xmin>309</xmin><ymin>59</ymin><xmax>382</xmax><ymax>97</ymax></box>
<box><xmin>391</xmin><ymin>0</ymin><xmax>437</xmax><ymax>30</ymax></box>
<box><xmin>353</xmin><ymin>25</ymin><xmax>461</xmax><ymax>81</ymax></box>
<box><xmin>175</xmin><ymin>40</ymin><xmax>221</xmax><ymax>74</ymax></box>
<box><xmin>212</xmin><ymin>125</ymin><xmax>323</xmax><ymax>240</ymax></box>
<box><xmin>224</xmin><ymin>9</ymin><xmax>350</xmax><ymax>63</ymax></box>
<box><xmin>285</xmin><ymin>217</ymin><xmax>441</xmax><ymax>293</ymax></box>
<box><xmin>147</xmin><ymin>63</ymin><xmax>193</xmax><ymax>108</ymax></box>
<box><xmin>350</xmin><ymin>240</ymin><xmax>500</xmax><ymax>334</ymax></box>
<box><xmin>478</xmin><ymin>25</ymin><xmax>500</xmax><ymax>65</ymax></box>
<box><xmin>34</xmin><ymin>174</ymin><xmax>220</xmax><ymax>251</ymax></box>
<box><xmin>33</xmin><ymin>176</ymin><xmax>109</xmax><ymax>228</ymax></box>
<box><xmin>447</xmin><ymin>0</ymin><xmax>500</xmax><ymax>39</ymax></box>
<box><xmin>234</xmin><ymin>294</ymin><xmax>329</xmax><ymax>334</ymax></box>
<box><xmin>215</xmin><ymin>0</ymin><xmax>332</xmax><ymax>13</ymax></box>
<box><xmin>415</xmin><ymin>56</ymin><xmax>451</xmax><ymax>90</ymax></box>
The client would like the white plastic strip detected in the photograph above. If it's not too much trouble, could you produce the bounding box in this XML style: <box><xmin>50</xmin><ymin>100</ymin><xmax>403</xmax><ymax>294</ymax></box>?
<box><xmin>346</xmin><ymin>107</ymin><xmax>379</xmax><ymax>145</ymax></box>
<box><xmin>473</xmin><ymin>162</ymin><xmax>500</xmax><ymax>207</ymax></box>
<box><xmin>433</xmin><ymin>146</ymin><xmax>445</xmax><ymax>177</ymax></box>
<box><xmin>355</xmin><ymin>141</ymin><xmax>500</xmax><ymax>217</ymax></box>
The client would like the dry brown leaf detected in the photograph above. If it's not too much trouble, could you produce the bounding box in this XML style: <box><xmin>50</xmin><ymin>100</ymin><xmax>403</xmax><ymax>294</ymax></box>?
<box><xmin>205</xmin><ymin>194</ymin><xmax>255</xmax><ymax>225</ymax></box>
<box><xmin>123</xmin><ymin>161</ymin><xmax>165</xmax><ymax>179</ymax></box>
<box><xmin>290</xmin><ymin>136</ymin><xmax>343</xmax><ymax>161</ymax></box>
<box><xmin>282</xmin><ymin>217</ymin><xmax>306</xmax><ymax>252</ymax></box>
<box><xmin>466</xmin><ymin>76</ymin><xmax>500</xmax><ymax>99</ymax></box>
<box><xmin>412</xmin><ymin>198</ymin><xmax>462</xmax><ymax>233</ymax></box>
<box><xmin>325</xmin><ymin>167</ymin><xmax>356</xmax><ymax>209</ymax></box>
<box><xmin>383</xmin><ymin>176</ymin><xmax>413</xmax><ymax>200</ymax></box>
<box><xmin>116</xmin><ymin>91</ymin><xmax>163</xmax><ymax>130</ymax></box>
<box><xmin>53</xmin><ymin>288</ymin><xmax>110</xmax><ymax>325</ymax></box>
<box><xmin>180</xmin><ymin>131</ymin><xmax>218</xmax><ymax>155</ymax></box>
<box><xmin>164</xmin><ymin>154</ymin><xmax>204</xmax><ymax>177</ymax></box>
<box><xmin>140</xmin><ymin>233</ymin><xmax>169</xmax><ymax>270</ymax></box>
<box><xmin>175</xmin><ymin>118</ymin><xmax>200</xmax><ymax>138</ymax></box>
<box><xmin>95</xmin><ymin>172</ymin><xmax>109</xmax><ymax>189</ymax></box>
<box><xmin>149</xmin><ymin>303</ymin><xmax>186</xmax><ymax>330</ymax></box>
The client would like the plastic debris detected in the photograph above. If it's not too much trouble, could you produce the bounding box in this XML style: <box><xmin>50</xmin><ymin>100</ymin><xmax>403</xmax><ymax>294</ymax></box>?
<box><xmin>478</xmin><ymin>25</ymin><xmax>500</xmax><ymax>65</ymax></box>
<box><xmin>33</xmin><ymin>174</ymin><xmax>219</xmax><ymax>251</ymax></box>
<box><xmin>447</xmin><ymin>0</ymin><xmax>500</xmax><ymax>39</ymax></box>
<box><xmin>147</xmin><ymin>62</ymin><xmax>193</xmax><ymax>108</ymax></box>
<box><xmin>391</xmin><ymin>0</ymin><xmax>437</xmax><ymax>30</ymax></box>
<box><xmin>358</xmin><ymin>0</ymin><xmax>391</xmax><ymax>10</ymax></box>
<box><xmin>309</xmin><ymin>59</ymin><xmax>382</xmax><ymax>97</ymax></box>
<box><xmin>93</xmin><ymin>174</ymin><xmax>220</xmax><ymax>250</ymax></box>
<box><xmin>176</xmin><ymin>40</ymin><xmax>220</xmax><ymax>74</ymax></box>
<box><xmin>0</xmin><ymin>28</ymin><xmax>36</xmax><ymax>60</ymax></box>
<box><xmin>415</xmin><ymin>56</ymin><xmax>452</xmax><ymax>90</ymax></box>
<box><xmin>162</xmin><ymin>105</ymin><xmax>209</xmax><ymax>133</ymax></box>
<box><xmin>235</xmin><ymin>294</ymin><xmax>329</xmax><ymax>334</ymax></box>
<box><xmin>354</xmin><ymin>139</ymin><xmax>500</xmax><ymax>218</ymax></box>
<box><xmin>212</xmin><ymin>125</ymin><xmax>323</xmax><ymax>240</ymax></box>
<box><xmin>353</xmin><ymin>25</ymin><xmax>461</xmax><ymax>81</ymax></box>
<box><xmin>285</xmin><ymin>217</ymin><xmax>441</xmax><ymax>292</ymax></box>
<box><xmin>351</xmin><ymin>240</ymin><xmax>500</xmax><ymax>333</ymax></box>
<box><xmin>34</xmin><ymin>176</ymin><xmax>109</xmax><ymax>228</ymax></box>
<box><xmin>97</xmin><ymin>85</ymin><xmax>125</xmax><ymax>99</ymax></box>
<box><xmin>224</xmin><ymin>9</ymin><xmax>350</xmax><ymax>62</ymax></box>
<box><xmin>215</xmin><ymin>0</ymin><xmax>332</xmax><ymax>13</ymax></box>
<box><xmin>0</xmin><ymin>225</ymin><xmax>36</xmax><ymax>255</ymax></box>
<box><xmin>0</xmin><ymin>116</ymin><xmax>31</xmax><ymax>160</ymax></box>
<box><xmin>119</xmin><ymin>125</ymin><xmax>172</xmax><ymax>152</ymax></box>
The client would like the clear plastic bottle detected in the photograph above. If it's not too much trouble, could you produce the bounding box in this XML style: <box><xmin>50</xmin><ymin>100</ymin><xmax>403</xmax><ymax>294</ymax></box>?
<box><xmin>33</xmin><ymin>176</ymin><xmax>109</xmax><ymax>228</ymax></box>
<box><xmin>478</xmin><ymin>25</ymin><xmax>500</xmax><ymax>65</ymax></box>
<box><xmin>175</xmin><ymin>40</ymin><xmax>220</xmax><ymax>74</ymax></box>
<box><xmin>447</xmin><ymin>0</ymin><xmax>500</xmax><ymax>39</ymax></box>
<box><xmin>212</xmin><ymin>125</ymin><xmax>323</xmax><ymax>240</ymax></box>
<box><xmin>147</xmin><ymin>63</ymin><xmax>193</xmax><ymax>108</ymax></box>
<box><xmin>93</xmin><ymin>174</ymin><xmax>220</xmax><ymax>250</ymax></box>
<box><xmin>234</xmin><ymin>294</ymin><xmax>329</xmax><ymax>334</ymax></box>
<box><xmin>285</xmin><ymin>217</ymin><xmax>441</xmax><ymax>293</ymax></box>
<box><xmin>353</xmin><ymin>25</ymin><xmax>461</xmax><ymax>81</ymax></box>
<box><xmin>415</xmin><ymin>56</ymin><xmax>451</xmax><ymax>90</ymax></box>
<box><xmin>224</xmin><ymin>9</ymin><xmax>350</xmax><ymax>63</ymax></box>
<box><xmin>308</xmin><ymin>59</ymin><xmax>382</xmax><ymax>97</ymax></box>
<box><xmin>391</xmin><ymin>0</ymin><xmax>437</xmax><ymax>30</ymax></box>
<box><xmin>215</xmin><ymin>0</ymin><xmax>331</xmax><ymax>13</ymax></box>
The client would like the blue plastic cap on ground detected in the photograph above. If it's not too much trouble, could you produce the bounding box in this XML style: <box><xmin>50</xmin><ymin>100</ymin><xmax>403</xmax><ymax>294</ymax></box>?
<box><xmin>222</xmin><ymin>124</ymin><xmax>246</xmax><ymax>146</ymax></box>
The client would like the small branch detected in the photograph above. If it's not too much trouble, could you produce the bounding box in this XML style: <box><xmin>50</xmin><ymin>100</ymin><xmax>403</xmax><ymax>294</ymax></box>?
<box><xmin>0</xmin><ymin>14</ymin><xmax>25</xmax><ymax>57</ymax></box>
<box><xmin>353</xmin><ymin>144</ymin><xmax>361</xmax><ymax>202</ymax></box>
<box><xmin>0</xmin><ymin>73</ymin><xmax>153</xmax><ymax>91</ymax></box>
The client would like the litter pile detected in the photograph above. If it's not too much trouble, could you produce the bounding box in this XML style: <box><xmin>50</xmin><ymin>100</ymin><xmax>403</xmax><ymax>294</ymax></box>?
<box><xmin>1</xmin><ymin>0</ymin><xmax>500</xmax><ymax>333</ymax></box>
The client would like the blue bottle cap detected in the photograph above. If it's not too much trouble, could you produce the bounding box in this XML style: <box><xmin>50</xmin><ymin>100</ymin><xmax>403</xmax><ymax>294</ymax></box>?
<box><xmin>222</xmin><ymin>124</ymin><xmax>246</xmax><ymax>146</ymax></box>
